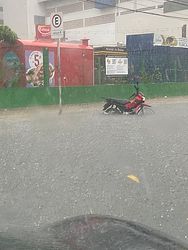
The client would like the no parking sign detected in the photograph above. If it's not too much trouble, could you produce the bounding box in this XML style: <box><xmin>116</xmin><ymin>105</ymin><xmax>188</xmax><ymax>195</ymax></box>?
<box><xmin>50</xmin><ymin>12</ymin><xmax>63</xmax><ymax>113</ymax></box>
<box><xmin>50</xmin><ymin>12</ymin><xmax>63</xmax><ymax>39</ymax></box>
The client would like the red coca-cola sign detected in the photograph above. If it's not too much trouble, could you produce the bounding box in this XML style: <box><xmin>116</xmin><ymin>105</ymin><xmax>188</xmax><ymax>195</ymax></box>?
<box><xmin>36</xmin><ymin>25</ymin><xmax>52</xmax><ymax>40</ymax></box>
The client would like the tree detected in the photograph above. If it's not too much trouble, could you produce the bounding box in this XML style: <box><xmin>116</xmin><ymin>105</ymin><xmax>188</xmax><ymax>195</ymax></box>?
<box><xmin>0</xmin><ymin>25</ymin><xmax>18</xmax><ymax>44</ymax></box>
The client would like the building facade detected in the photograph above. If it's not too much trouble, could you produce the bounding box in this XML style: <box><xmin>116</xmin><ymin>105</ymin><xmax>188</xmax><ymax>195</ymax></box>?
<box><xmin>0</xmin><ymin>0</ymin><xmax>3</xmax><ymax>25</ymax></box>
<box><xmin>41</xmin><ymin>0</ymin><xmax>166</xmax><ymax>46</ymax></box>
<box><xmin>1</xmin><ymin>0</ymin><xmax>188</xmax><ymax>46</ymax></box>
<box><xmin>2</xmin><ymin>0</ymin><xmax>45</xmax><ymax>39</ymax></box>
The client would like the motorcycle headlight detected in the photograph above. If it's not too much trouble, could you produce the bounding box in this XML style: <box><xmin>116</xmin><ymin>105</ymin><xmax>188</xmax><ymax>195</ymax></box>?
<box><xmin>143</xmin><ymin>97</ymin><xmax>145</xmax><ymax>101</ymax></box>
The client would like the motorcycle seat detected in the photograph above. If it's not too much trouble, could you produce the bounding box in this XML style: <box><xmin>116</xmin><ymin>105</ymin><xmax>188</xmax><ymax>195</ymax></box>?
<box><xmin>107</xmin><ymin>98</ymin><xmax>130</xmax><ymax>105</ymax></box>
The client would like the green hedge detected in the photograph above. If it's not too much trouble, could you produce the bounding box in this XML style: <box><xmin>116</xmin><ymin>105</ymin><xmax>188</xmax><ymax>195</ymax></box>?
<box><xmin>0</xmin><ymin>83</ymin><xmax>188</xmax><ymax>109</ymax></box>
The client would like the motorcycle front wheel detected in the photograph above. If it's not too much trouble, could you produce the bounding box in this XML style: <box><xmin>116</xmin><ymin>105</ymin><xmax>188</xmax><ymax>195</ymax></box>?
<box><xmin>137</xmin><ymin>106</ymin><xmax>154</xmax><ymax>115</ymax></box>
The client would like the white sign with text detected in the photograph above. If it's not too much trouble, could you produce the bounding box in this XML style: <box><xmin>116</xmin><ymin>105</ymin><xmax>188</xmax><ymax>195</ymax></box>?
<box><xmin>50</xmin><ymin>12</ymin><xmax>63</xmax><ymax>39</ymax></box>
<box><xmin>106</xmin><ymin>57</ymin><xmax>128</xmax><ymax>75</ymax></box>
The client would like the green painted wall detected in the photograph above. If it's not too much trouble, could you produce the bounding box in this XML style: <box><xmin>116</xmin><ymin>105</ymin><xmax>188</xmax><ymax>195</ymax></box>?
<box><xmin>0</xmin><ymin>83</ymin><xmax>188</xmax><ymax>109</ymax></box>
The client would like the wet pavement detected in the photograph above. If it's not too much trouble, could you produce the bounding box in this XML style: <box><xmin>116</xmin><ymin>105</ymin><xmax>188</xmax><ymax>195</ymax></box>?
<box><xmin>0</xmin><ymin>99</ymin><xmax>188</xmax><ymax>244</ymax></box>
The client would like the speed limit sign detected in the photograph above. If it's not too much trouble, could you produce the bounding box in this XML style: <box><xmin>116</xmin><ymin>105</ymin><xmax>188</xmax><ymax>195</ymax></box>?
<box><xmin>50</xmin><ymin>12</ymin><xmax>63</xmax><ymax>39</ymax></box>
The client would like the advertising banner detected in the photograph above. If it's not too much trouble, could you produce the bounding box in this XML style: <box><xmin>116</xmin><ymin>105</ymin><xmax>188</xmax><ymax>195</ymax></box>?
<box><xmin>36</xmin><ymin>25</ymin><xmax>51</xmax><ymax>40</ymax></box>
<box><xmin>105</xmin><ymin>57</ymin><xmax>128</xmax><ymax>75</ymax></box>
<box><xmin>25</xmin><ymin>50</ymin><xmax>55</xmax><ymax>87</ymax></box>
<box><xmin>154</xmin><ymin>34</ymin><xmax>188</xmax><ymax>48</ymax></box>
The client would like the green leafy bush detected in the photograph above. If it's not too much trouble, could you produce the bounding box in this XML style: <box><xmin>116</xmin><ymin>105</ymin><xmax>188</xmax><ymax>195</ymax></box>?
<box><xmin>0</xmin><ymin>25</ymin><xmax>18</xmax><ymax>44</ymax></box>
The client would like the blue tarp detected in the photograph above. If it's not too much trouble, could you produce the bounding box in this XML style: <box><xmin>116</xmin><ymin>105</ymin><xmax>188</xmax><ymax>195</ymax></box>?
<box><xmin>126</xmin><ymin>33</ymin><xmax>188</xmax><ymax>82</ymax></box>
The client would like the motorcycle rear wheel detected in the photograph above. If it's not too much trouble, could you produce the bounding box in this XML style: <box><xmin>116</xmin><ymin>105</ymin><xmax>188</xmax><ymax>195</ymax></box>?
<box><xmin>103</xmin><ymin>107</ymin><xmax>122</xmax><ymax>115</ymax></box>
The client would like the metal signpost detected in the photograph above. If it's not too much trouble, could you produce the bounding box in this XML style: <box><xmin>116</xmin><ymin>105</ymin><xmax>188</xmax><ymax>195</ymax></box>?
<box><xmin>43</xmin><ymin>48</ymin><xmax>49</xmax><ymax>86</ymax></box>
<box><xmin>50</xmin><ymin>12</ymin><xmax>63</xmax><ymax>114</ymax></box>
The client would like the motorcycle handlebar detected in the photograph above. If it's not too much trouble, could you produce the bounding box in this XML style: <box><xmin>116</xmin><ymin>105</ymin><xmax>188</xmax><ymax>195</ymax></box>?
<box><xmin>134</xmin><ymin>85</ymin><xmax>139</xmax><ymax>94</ymax></box>
<box><xmin>129</xmin><ymin>84</ymin><xmax>139</xmax><ymax>98</ymax></box>
<box><xmin>129</xmin><ymin>93</ymin><xmax>136</xmax><ymax>99</ymax></box>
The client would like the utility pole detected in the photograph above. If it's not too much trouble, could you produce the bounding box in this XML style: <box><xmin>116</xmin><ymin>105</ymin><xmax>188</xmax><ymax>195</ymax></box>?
<box><xmin>134</xmin><ymin>0</ymin><xmax>137</xmax><ymax>11</ymax></box>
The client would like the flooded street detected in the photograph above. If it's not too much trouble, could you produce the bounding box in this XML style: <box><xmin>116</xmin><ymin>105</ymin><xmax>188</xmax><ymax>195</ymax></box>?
<box><xmin>0</xmin><ymin>98</ymin><xmax>188</xmax><ymax>244</ymax></box>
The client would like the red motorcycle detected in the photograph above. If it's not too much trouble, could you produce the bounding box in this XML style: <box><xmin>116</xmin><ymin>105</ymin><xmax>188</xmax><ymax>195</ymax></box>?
<box><xmin>103</xmin><ymin>84</ymin><xmax>153</xmax><ymax>115</ymax></box>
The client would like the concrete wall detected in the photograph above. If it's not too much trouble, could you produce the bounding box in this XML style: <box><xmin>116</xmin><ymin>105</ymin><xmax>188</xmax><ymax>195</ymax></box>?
<box><xmin>0</xmin><ymin>0</ymin><xmax>3</xmax><ymax>24</ymax></box>
<box><xmin>1</xmin><ymin>0</ymin><xmax>188</xmax><ymax>46</ymax></box>
<box><xmin>44</xmin><ymin>0</ymin><xmax>116</xmax><ymax>45</ymax></box>
<box><xmin>43</xmin><ymin>0</ymin><xmax>187</xmax><ymax>46</ymax></box>
<box><xmin>116</xmin><ymin>12</ymin><xmax>188</xmax><ymax>44</ymax></box>
<box><xmin>3</xmin><ymin>0</ymin><xmax>28</xmax><ymax>39</ymax></box>
<box><xmin>27</xmin><ymin>0</ymin><xmax>46</xmax><ymax>39</ymax></box>
<box><xmin>2</xmin><ymin>0</ymin><xmax>45</xmax><ymax>39</ymax></box>
<box><xmin>43</xmin><ymin>0</ymin><xmax>166</xmax><ymax>45</ymax></box>
<box><xmin>164</xmin><ymin>0</ymin><xmax>188</xmax><ymax>13</ymax></box>
<box><xmin>1</xmin><ymin>83</ymin><xmax>188</xmax><ymax>109</ymax></box>
<box><xmin>115</xmin><ymin>0</ymin><xmax>188</xmax><ymax>43</ymax></box>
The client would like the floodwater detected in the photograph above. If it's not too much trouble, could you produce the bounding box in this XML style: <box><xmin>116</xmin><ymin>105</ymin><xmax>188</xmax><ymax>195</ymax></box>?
<box><xmin>0</xmin><ymin>98</ymin><xmax>188</xmax><ymax>247</ymax></box>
